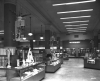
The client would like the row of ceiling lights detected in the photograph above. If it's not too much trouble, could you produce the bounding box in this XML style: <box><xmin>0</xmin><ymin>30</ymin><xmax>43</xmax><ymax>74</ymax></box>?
<box><xmin>52</xmin><ymin>0</ymin><xmax>96</xmax><ymax>33</ymax></box>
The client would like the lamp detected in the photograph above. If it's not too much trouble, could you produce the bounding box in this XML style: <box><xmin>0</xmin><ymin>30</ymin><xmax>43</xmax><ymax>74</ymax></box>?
<box><xmin>40</xmin><ymin>25</ymin><xmax>44</xmax><ymax>40</ymax></box>
<box><xmin>33</xmin><ymin>30</ymin><xmax>36</xmax><ymax>42</ymax></box>
<box><xmin>28</xmin><ymin>17</ymin><xmax>33</xmax><ymax>36</ymax></box>
<box><xmin>23</xmin><ymin>37</ymin><xmax>26</xmax><ymax>40</ymax></box>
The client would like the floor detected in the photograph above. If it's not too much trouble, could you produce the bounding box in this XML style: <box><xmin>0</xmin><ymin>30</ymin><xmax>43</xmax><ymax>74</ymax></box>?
<box><xmin>42</xmin><ymin>58</ymin><xmax>100</xmax><ymax>81</ymax></box>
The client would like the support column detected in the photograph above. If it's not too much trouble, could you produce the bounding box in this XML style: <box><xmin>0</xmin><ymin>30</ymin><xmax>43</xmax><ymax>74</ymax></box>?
<box><xmin>45</xmin><ymin>25</ymin><xmax>51</xmax><ymax>54</ymax></box>
<box><xmin>57</xmin><ymin>37</ymin><xmax>60</xmax><ymax>49</ymax></box>
<box><xmin>93</xmin><ymin>31</ymin><xmax>99</xmax><ymax>49</ymax></box>
<box><xmin>4</xmin><ymin>0</ymin><xmax>16</xmax><ymax>47</ymax></box>
<box><xmin>30</xmin><ymin>40</ymin><xmax>33</xmax><ymax>50</ymax></box>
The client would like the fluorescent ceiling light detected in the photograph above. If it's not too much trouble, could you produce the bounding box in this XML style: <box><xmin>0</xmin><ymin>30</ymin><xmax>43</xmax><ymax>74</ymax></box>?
<box><xmin>66</xmin><ymin>27</ymin><xmax>87</xmax><ymax>29</ymax></box>
<box><xmin>0</xmin><ymin>30</ymin><xmax>4</xmax><ymax>32</ymax></box>
<box><xmin>0</xmin><ymin>33</ymin><xmax>4</xmax><ymax>34</ymax></box>
<box><xmin>67</xmin><ymin>29</ymin><xmax>86</xmax><ymax>31</ymax></box>
<box><xmin>63</xmin><ymin>20</ymin><xmax>89</xmax><ymax>23</ymax></box>
<box><xmin>52</xmin><ymin>0</ymin><xmax>96</xmax><ymax>6</ymax></box>
<box><xmin>65</xmin><ymin>24</ymin><xmax>88</xmax><ymax>27</ymax></box>
<box><xmin>68</xmin><ymin>31</ymin><xmax>86</xmax><ymax>33</ymax></box>
<box><xmin>69</xmin><ymin>41</ymin><xmax>80</xmax><ymax>43</ymax></box>
<box><xmin>60</xmin><ymin>15</ymin><xmax>91</xmax><ymax>19</ymax></box>
<box><xmin>57</xmin><ymin>9</ymin><xmax>93</xmax><ymax>14</ymax></box>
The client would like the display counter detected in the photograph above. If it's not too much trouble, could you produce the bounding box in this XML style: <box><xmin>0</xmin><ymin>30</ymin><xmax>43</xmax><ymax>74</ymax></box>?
<box><xmin>84</xmin><ymin>58</ymin><xmax>100</xmax><ymax>70</ymax></box>
<box><xmin>63</xmin><ymin>53</ymin><xmax>69</xmax><ymax>60</ymax></box>
<box><xmin>45</xmin><ymin>59</ymin><xmax>61</xmax><ymax>73</ymax></box>
<box><xmin>0</xmin><ymin>62</ymin><xmax>45</xmax><ymax>81</ymax></box>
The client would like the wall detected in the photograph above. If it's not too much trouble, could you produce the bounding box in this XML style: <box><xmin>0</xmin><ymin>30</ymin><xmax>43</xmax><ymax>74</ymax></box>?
<box><xmin>63</xmin><ymin>40</ymin><xmax>91</xmax><ymax>48</ymax></box>
<box><xmin>60</xmin><ymin>33</ymin><xmax>93</xmax><ymax>41</ymax></box>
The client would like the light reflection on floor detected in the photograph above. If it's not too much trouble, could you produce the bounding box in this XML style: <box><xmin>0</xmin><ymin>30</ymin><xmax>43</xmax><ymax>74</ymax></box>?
<box><xmin>42</xmin><ymin>58</ymin><xmax>100</xmax><ymax>81</ymax></box>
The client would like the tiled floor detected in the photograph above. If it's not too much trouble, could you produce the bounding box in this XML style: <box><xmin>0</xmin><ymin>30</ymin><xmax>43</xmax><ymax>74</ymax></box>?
<box><xmin>42</xmin><ymin>58</ymin><xmax>100</xmax><ymax>81</ymax></box>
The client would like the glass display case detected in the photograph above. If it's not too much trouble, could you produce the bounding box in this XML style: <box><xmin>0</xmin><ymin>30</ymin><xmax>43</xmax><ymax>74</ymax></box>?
<box><xmin>45</xmin><ymin>49</ymin><xmax>61</xmax><ymax>72</ymax></box>
<box><xmin>84</xmin><ymin>50</ymin><xmax>100</xmax><ymax>70</ymax></box>
<box><xmin>0</xmin><ymin>47</ymin><xmax>45</xmax><ymax>81</ymax></box>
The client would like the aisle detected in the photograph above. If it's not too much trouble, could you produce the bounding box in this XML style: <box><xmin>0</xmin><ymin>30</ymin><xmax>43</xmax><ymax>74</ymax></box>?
<box><xmin>42</xmin><ymin>58</ymin><xmax>100</xmax><ymax>81</ymax></box>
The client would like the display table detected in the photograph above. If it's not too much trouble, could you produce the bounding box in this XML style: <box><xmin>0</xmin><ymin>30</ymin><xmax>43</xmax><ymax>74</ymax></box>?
<box><xmin>46</xmin><ymin>60</ymin><xmax>61</xmax><ymax>73</ymax></box>
<box><xmin>84</xmin><ymin>58</ymin><xmax>100</xmax><ymax>70</ymax></box>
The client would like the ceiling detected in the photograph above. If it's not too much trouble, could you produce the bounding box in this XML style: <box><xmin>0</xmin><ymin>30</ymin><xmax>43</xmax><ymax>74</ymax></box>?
<box><xmin>1</xmin><ymin>0</ymin><xmax>100</xmax><ymax>36</ymax></box>
<box><xmin>24</xmin><ymin>0</ymin><xmax>100</xmax><ymax>34</ymax></box>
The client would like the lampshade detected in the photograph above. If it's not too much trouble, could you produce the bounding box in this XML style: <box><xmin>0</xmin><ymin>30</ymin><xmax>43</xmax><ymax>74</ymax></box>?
<box><xmin>40</xmin><ymin>36</ymin><xmax>44</xmax><ymax>40</ymax></box>
<box><xmin>28</xmin><ymin>33</ymin><xmax>33</xmax><ymax>36</ymax></box>
<box><xmin>33</xmin><ymin>40</ymin><xmax>36</xmax><ymax>42</ymax></box>
<box><xmin>23</xmin><ymin>37</ymin><xmax>26</xmax><ymax>40</ymax></box>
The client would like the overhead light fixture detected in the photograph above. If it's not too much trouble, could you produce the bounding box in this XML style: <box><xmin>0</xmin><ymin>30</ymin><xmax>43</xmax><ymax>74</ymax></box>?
<box><xmin>40</xmin><ymin>25</ymin><xmax>44</xmax><ymax>40</ymax></box>
<box><xmin>33</xmin><ymin>40</ymin><xmax>36</xmax><ymax>42</ymax></box>
<box><xmin>60</xmin><ymin>15</ymin><xmax>91</xmax><ymax>19</ymax></box>
<box><xmin>40</xmin><ymin>36</ymin><xmax>44</xmax><ymax>40</ymax></box>
<box><xmin>69</xmin><ymin>41</ymin><xmax>80</xmax><ymax>43</ymax></box>
<box><xmin>0</xmin><ymin>33</ymin><xmax>4</xmax><ymax>34</ymax></box>
<box><xmin>63</xmin><ymin>20</ymin><xmax>89</xmax><ymax>23</ymax></box>
<box><xmin>66</xmin><ymin>27</ymin><xmax>87</xmax><ymax>29</ymax></box>
<box><xmin>67</xmin><ymin>29</ymin><xmax>86</xmax><ymax>31</ymax></box>
<box><xmin>68</xmin><ymin>30</ymin><xmax>86</xmax><ymax>33</ymax></box>
<box><xmin>65</xmin><ymin>24</ymin><xmax>88</xmax><ymax>27</ymax></box>
<box><xmin>28</xmin><ymin>33</ymin><xmax>33</xmax><ymax>36</ymax></box>
<box><xmin>57</xmin><ymin>9</ymin><xmax>93</xmax><ymax>14</ymax></box>
<box><xmin>28</xmin><ymin>17</ymin><xmax>33</xmax><ymax>36</ymax></box>
<box><xmin>0</xmin><ymin>30</ymin><xmax>4</xmax><ymax>32</ymax></box>
<box><xmin>23</xmin><ymin>37</ymin><xmax>26</xmax><ymax>40</ymax></box>
<box><xmin>52</xmin><ymin>0</ymin><xmax>96</xmax><ymax>6</ymax></box>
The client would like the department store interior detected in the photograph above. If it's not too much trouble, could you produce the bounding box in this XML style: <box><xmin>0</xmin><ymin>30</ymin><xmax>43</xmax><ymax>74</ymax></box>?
<box><xmin>0</xmin><ymin>0</ymin><xmax>100</xmax><ymax>81</ymax></box>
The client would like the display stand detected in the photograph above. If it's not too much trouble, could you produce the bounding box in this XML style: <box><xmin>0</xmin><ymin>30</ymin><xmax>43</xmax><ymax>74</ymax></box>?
<box><xmin>45</xmin><ymin>59</ymin><xmax>61</xmax><ymax>73</ymax></box>
<box><xmin>84</xmin><ymin>58</ymin><xmax>100</xmax><ymax>70</ymax></box>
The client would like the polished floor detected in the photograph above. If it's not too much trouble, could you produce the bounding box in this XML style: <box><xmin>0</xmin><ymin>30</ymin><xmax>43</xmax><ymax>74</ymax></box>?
<box><xmin>42</xmin><ymin>58</ymin><xmax>100</xmax><ymax>81</ymax></box>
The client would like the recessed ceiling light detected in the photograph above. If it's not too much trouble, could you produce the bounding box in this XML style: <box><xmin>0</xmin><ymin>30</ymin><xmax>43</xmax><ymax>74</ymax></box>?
<box><xmin>63</xmin><ymin>20</ymin><xmax>89</xmax><ymax>23</ymax></box>
<box><xmin>65</xmin><ymin>24</ymin><xmax>88</xmax><ymax>26</ymax></box>
<box><xmin>52</xmin><ymin>0</ymin><xmax>96</xmax><ymax>6</ymax></box>
<box><xmin>57</xmin><ymin>9</ymin><xmax>93</xmax><ymax>14</ymax></box>
<box><xmin>60</xmin><ymin>15</ymin><xmax>91</xmax><ymax>19</ymax></box>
